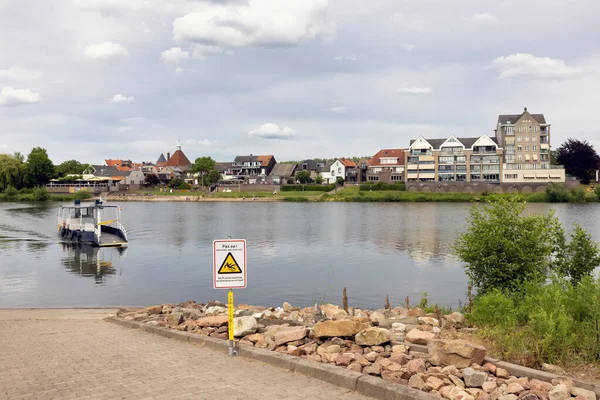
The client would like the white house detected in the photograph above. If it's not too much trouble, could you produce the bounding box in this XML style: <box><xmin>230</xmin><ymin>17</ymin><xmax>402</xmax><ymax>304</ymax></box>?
<box><xmin>321</xmin><ymin>159</ymin><xmax>351</xmax><ymax>184</ymax></box>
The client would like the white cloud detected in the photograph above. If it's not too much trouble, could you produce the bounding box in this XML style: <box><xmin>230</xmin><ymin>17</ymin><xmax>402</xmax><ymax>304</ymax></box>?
<box><xmin>334</xmin><ymin>55</ymin><xmax>356</xmax><ymax>62</ymax></box>
<box><xmin>110</xmin><ymin>94</ymin><xmax>135</xmax><ymax>103</ymax></box>
<box><xmin>0</xmin><ymin>67</ymin><xmax>42</xmax><ymax>80</ymax></box>
<box><xmin>491</xmin><ymin>53</ymin><xmax>585</xmax><ymax>80</ymax></box>
<box><xmin>160</xmin><ymin>47</ymin><xmax>190</xmax><ymax>64</ymax></box>
<box><xmin>175</xmin><ymin>67</ymin><xmax>184</xmax><ymax>74</ymax></box>
<box><xmin>462</xmin><ymin>13</ymin><xmax>498</xmax><ymax>23</ymax></box>
<box><xmin>192</xmin><ymin>44</ymin><xmax>223</xmax><ymax>60</ymax></box>
<box><xmin>73</xmin><ymin>0</ymin><xmax>144</xmax><ymax>16</ymax></box>
<box><xmin>398</xmin><ymin>87</ymin><xmax>432</xmax><ymax>95</ymax></box>
<box><xmin>84</xmin><ymin>42</ymin><xmax>129</xmax><ymax>63</ymax></box>
<box><xmin>248</xmin><ymin>123</ymin><xmax>295</xmax><ymax>140</ymax></box>
<box><xmin>183</xmin><ymin>139</ymin><xmax>218</xmax><ymax>147</ymax></box>
<box><xmin>120</xmin><ymin>117</ymin><xmax>145</xmax><ymax>124</ymax></box>
<box><xmin>0</xmin><ymin>144</ymin><xmax>8</xmax><ymax>149</ymax></box>
<box><xmin>118</xmin><ymin>126</ymin><xmax>133</xmax><ymax>132</ymax></box>
<box><xmin>326</xmin><ymin>106</ymin><xmax>347</xmax><ymax>114</ymax></box>
<box><xmin>401</xmin><ymin>44</ymin><xmax>415</xmax><ymax>52</ymax></box>
<box><xmin>390</xmin><ymin>13</ymin><xmax>430</xmax><ymax>32</ymax></box>
<box><xmin>0</xmin><ymin>86</ymin><xmax>42</xmax><ymax>107</ymax></box>
<box><xmin>173</xmin><ymin>1</ymin><xmax>335</xmax><ymax>49</ymax></box>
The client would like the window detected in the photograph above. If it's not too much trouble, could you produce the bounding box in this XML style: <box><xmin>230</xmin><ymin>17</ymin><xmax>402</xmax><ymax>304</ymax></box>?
<box><xmin>533</xmin><ymin>126</ymin><xmax>538</xmax><ymax>132</ymax></box>
<box><xmin>517</xmin><ymin>145</ymin><xmax>523</xmax><ymax>152</ymax></box>
<box><xmin>368</xmin><ymin>176</ymin><xmax>379</xmax><ymax>181</ymax></box>
<box><xmin>532</xmin><ymin>145</ymin><xmax>537</xmax><ymax>151</ymax></box>
<box><xmin>517</xmin><ymin>136</ymin><xmax>522</xmax><ymax>142</ymax></box>
<box><xmin>438</xmin><ymin>156</ymin><xmax>454</xmax><ymax>164</ymax></box>
<box><xmin>506</xmin><ymin>144</ymin><xmax>515</xmax><ymax>154</ymax></box>
<box><xmin>506</xmin><ymin>155</ymin><xmax>515</xmax><ymax>163</ymax></box>
<box><xmin>525</xmin><ymin>145</ymin><xmax>530</xmax><ymax>151</ymax></box>
<box><xmin>525</xmin><ymin>136</ymin><xmax>530</xmax><ymax>142</ymax></box>
<box><xmin>531</xmin><ymin>136</ymin><xmax>537</xmax><ymax>142</ymax></box>
<box><xmin>331</xmin><ymin>169</ymin><xmax>335</xmax><ymax>175</ymax></box>
<box><xmin>456</xmin><ymin>156</ymin><xmax>466</xmax><ymax>163</ymax></box>
<box><xmin>517</xmin><ymin>155</ymin><xmax>523</xmax><ymax>161</ymax></box>
<box><xmin>505</xmin><ymin>174</ymin><xmax>518</xmax><ymax>180</ymax></box>
<box><xmin>390</xmin><ymin>175</ymin><xmax>402</xmax><ymax>181</ymax></box>
<box><xmin>505</xmin><ymin>126</ymin><xmax>515</xmax><ymax>135</ymax></box>
<box><xmin>519</xmin><ymin>127</ymin><xmax>523</xmax><ymax>133</ymax></box>
<box><xmin>338</xmin><ymin>167</ymin><xmax>341</xmax><ymax>174</ymax></box>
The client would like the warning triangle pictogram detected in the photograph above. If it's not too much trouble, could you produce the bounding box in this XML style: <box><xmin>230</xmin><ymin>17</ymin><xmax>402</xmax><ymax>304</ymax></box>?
<box><xmin>218</xmin><ymin>252</ymin><xmax>242</xmax><ymax>274</ymax></box>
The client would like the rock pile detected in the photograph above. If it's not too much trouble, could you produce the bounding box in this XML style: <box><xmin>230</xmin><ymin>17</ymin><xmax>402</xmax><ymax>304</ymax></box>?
<box><xmin>117</xmin><ymin>302</ymin><xmax>597</xmax><ymax>400</ymax></box>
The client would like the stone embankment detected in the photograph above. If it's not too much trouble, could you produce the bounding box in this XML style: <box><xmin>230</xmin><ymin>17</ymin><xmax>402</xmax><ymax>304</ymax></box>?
<box><xmin>116</xmin><ymin>301</ymin><xmax>598</xmax><ymax>400</ymax></box>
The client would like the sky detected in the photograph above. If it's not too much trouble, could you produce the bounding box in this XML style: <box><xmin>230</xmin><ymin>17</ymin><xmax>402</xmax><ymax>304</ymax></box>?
<box><xmin>1</xmin><ymin>0</ymin><xmax>599</xmax><ymax>165</ymax></box>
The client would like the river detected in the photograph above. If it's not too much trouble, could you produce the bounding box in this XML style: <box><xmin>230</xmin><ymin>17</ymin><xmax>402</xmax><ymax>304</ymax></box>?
<box><xmin>0</xmin><ymin>201</ymin><xmax>598</xmax><ymax>309</ymax></box>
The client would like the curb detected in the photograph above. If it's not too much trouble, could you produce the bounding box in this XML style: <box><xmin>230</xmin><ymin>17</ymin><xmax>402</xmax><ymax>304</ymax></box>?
<box><xmin>104</xmin><ymin>317</ymin><xmax>438</xmax><ymax>400</ymax></box>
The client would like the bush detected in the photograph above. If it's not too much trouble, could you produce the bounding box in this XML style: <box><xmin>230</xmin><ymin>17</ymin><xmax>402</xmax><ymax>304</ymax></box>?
<box><xmin>31</xmin><ymin>187</ymin><xmax>50</xmax><ymax>201</ymax></box>
<box><xmin>595</xmin><ymin>184</ymin><xmax>600</xmax><ymax>200</ymax></box>
<box><xmin>359</xmin><ymin>182</ymin><xmax>405</xmax><ymax>191</ymax></box>
<box><xmin>569</xmin><ymin>188</ymin><xmax>586</xmax><ymax>202</ymax></box>
<box><xmin>4</xmin><ymin>185</ymin><xmax>18</xmax><ymax>198</ymax></box>
<box><xmin>178</xmin><ymin>182</ymin><xmax>192</xmax><ymax>190</ymax></box>
<box><xmin>281</xmin><ymin>184</ymin><xmax>334</xmax><ymax>192</ymax></box>
<box><xmin>169</xmin><ymin>178</ymin><xmax>184</xmax><ymax>188</ymax></box>
<box><xmin>74</xmin><ymin>191</ymin><xmax>92</xmax><ymax>200</ymax></box>
<box><xmin>545</xmin><ymin>183</ymin><xmax>571</xmax><ymax>202</ymax></box>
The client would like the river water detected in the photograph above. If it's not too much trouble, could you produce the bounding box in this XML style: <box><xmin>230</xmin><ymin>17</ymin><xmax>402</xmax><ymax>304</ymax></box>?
<box><xmin>0</xmin><ymin>201</ymin><xmax>598</xmax><ymax>309</ymax></box>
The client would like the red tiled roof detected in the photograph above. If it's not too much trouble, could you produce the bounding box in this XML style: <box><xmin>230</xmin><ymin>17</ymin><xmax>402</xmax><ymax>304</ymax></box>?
<box><xmin>339</xmin><ymin>158</ymin><xmax>356</xmax><ymax>168</ymax></box>
<box><xmin>257</xmin><ymin>155</ymin><xmax>274</xmax><ymax>166</ymax></box>
<box><xmin>105</xmin><ymin>159</ymin><xmax>122</xmax><ymax>167</ymax></box>
<box><xmin>115</xmin><ymin>165</ymin><xmax>131</xmax><ymax>172</ymax></box>
<box><xmin>164</xmin><ymin>149</ymin><xmax>191</xmax><ymax>167</ymax></box>
<box><xmin>370</xmin><ymin>149</ymin><xmax>405</xmax><ymax>166</ymax></box>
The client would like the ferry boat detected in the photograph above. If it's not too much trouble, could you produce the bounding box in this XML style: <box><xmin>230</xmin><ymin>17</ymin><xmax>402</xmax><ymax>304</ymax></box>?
<box><xmin>58</xmin><ymin>199</ymin><xmax>128</xmax><ymax>247</ymax></box>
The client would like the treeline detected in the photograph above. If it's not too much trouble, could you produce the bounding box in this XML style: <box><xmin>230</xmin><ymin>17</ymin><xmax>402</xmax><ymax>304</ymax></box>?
<box><xmin>0</xmin><ymin>147</ymin><xmax>89</xmax><ymax>191</ymax></box>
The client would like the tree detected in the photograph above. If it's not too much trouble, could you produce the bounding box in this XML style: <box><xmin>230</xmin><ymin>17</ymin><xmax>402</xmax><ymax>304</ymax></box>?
<box><xmin>205</xmin><ymin>170</ymin><xmax>221</xmax><ymax>185</ymax></box>
<box><xmin>296</xmin><ymin>170</ymin><xmax>312</xmax><ymax>184</ymax></box>
<box><xmin>145</xmin><ymin>173</ymin><xmax>160</xmax><ymax>186</ymax></box>
<box><xmin>25</xmin><ymin>147</ymin><xmax>54</xmax><ymax>187</ymax></box>
<box><xmin>454</xmin><ymin>199</ymin><xmax>565</xmax><ymax>295</ymax></box>
<box><xmin>55</xmin><ymin>160</ymin><xmax>84</xmax><ymax>178</ymax></box>
<box><xmin>169</xmin><ymin>177</ymin><xmax>184</xmax><ymax>188</ymax></box>
<box><xmin>315</xmin><ymin>174</ymin><xmax>324</xmax><ymax>184</ymax></box>
<box><xmin>0</xmin><ymin>153</ymin><xmax>25</xmax><ymax>190</ymax></box>
<box><xmin>191</xmin><ymin>156</ymin><xmax>216</xmax><ymax>186</ymax></box>
<box><xmin>336</xmin><ymin>176</ymin><xmax>345</xmax><ymax>186</ymax></box>
<box><xmin>557</xmin><ymin>225</ymin><xmax>600</xmax><ymax>284</ymax></box>
<box><xmin>556</xmin><ymin>139</ymin><xmax>600</xmax><ymax>183</ymax></box>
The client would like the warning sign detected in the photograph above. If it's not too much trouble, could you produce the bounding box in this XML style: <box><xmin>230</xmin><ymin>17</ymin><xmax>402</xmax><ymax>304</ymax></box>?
<box><xmin>213</xmin><ymin>239</ymin><xmax>247</xmax><ymax>289</ymax></box>
<box><xmin>218</xmin><ymin>253</ymin><xmax>242</xmax><ymax>274</ymax></box>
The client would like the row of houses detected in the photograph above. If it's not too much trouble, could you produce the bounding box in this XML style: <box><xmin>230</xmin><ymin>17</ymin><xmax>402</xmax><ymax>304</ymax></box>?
<box><xmin>48</xmin><ymin>107</ymin><xmax>567</xmax><ymax>194</ymax></box>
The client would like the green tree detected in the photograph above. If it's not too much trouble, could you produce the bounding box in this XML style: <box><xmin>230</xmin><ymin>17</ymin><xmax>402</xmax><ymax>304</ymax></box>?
<box><xmin>191</xmin><ymin>156</ymin><xmax>216</xmax><ymax>186</ymax></box>
<box><xmin>556</xmin><ymin>139</ymin><xmax>600</xmax><ymax>183</ymax></box>
<box><xmin>336</xmin><ymin>176</ymin><xmax>345</xmax><ymax>186</ymax></box>
<box><xmin>295</xmin><ymin>170</ymin><xmax>312</xmax><ymax>184</ymax></box>
<box><xmin>595</xmin><ymin>184</ymin><xmax>600</xmax><ymax>200</ymax></box>
<box><xmin>0</xmin><ymin>153</ymin><xmax>25</xmax><ymax>190</ymax></box>
<box><xmin>557</xmin><ymin>225</ymin><xmax>600</xmax><ymax>284</ymax></box>
<box><xmin>315</xmin><ymin>174</ymin><xmax>324</xmax><ymax>184</ymax></box>
<box><xmin>454</xmin><ymin>199</ymin><xmax>564</xmax><ymax>295</ymax></box>
<box><xmin>144</xmin><ymin>173</ymin><xmax>160</xmax><ymax>186</ymax></box>
<box><xmin>25</xmin><ymin>147</ymin><xmax>54</xmax><ymax>187</ymax></box>
<box><xmin>55</xmin><ymin>160</ymin><xmax>84</xmax><ymax>178</ymax></box>
<box><xmin>169</xmin><ymin>177</ymin><xmax>184</xmax><ymax>188</ymax></box>
<box><xmin>205</xmin><ymin>170</ymin><xmax>221</xmax><ymax>185</ymax></box>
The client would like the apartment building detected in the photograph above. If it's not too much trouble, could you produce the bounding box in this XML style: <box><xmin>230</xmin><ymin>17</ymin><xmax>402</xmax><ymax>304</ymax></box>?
<box><xmin>406</xmin><ymin>134</ymin><xmax>503</xmax><ymax>183</ymax></box>
<box><xmin>495</xmin><ymin>107</ymin><xmax>565</xmax><ymax>182</ymax></box>
<box><xmin>365</xmin><ymin>149</ymin><xmax>406</xmax><ymax>183</ymax></box>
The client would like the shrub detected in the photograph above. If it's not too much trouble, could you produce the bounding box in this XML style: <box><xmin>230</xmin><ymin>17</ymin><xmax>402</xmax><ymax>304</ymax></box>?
<box><xmin>178</xmin><ymin>182</ymin><xmax>192</xmax><ymax>190</ymax></box>
<box><xmin>359</xmin><ymin>182</ymin><xmax>406</xmax><ymax>191</ymax></box>
<box><xmin>74</xmin><ymin>191</ymin><xmax>92</xmax><ymax>200</ymax></box>
<box><xmin>31</xmin><ymin>187</ymin><xmax>50</xmax><ymax>201</ymax></box>
<box><xmin>556</xmin><ymin>224</ymin><xmax>600</xmax><ymax>284</ymax></box>
<box><xmin>169</xmin><ymin>178</ymin><xmax>184</xmax><ymax>188</ymax></box>
<box><xmin>4</xmin><ymin>185</ymin><xmax>18</xmax><ymax>198</ymax></box>
<box><xmin>569</xmin><ymin>188</ymin><xmax>586</xmax><ymax>202</ymax></box>
<box><xmin>595</xmin><ymin>184</ymin><xmax>600</xmax><ymax>200</ymax></box>
<box><xmin>281</xmin><ymin>184</ymin><xmax>334</xmax><ymax>192</ymax></box>
<box><xmin>545</xmin><ymin>183</ymin><xmax>571</xmax><ymax>202</ymax></box>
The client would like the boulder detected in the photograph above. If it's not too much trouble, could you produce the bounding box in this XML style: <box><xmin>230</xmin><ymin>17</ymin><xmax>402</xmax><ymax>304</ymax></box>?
<box><xmin>196</xmin><ymin>316</ymin><xmax>229</xmax><ymax>327</ymax></box>
<box><xmin>542</xmin><ymin>364</ymin><xmax>566</xmax><ymax>375</ymax></box>
<box><xmin>529</xmin><ymin>380</ymin><xmax>552</xmax><ymax>393</ymax></box>
<box><xmin>274</xmin><ymin>326</ymin><xmax>307</xmax><ymax>346</ymax></box>
<box><xmin>496</xmin><ymin>368</ymin><xmax>510</xmax><ymax>379</ymax></box>
<box><xmin>382</xmin><ymin>370</ymin><xmax>410</xmax><ymax>385</ymax></box>
<box><xmin>167</xmin><ymin>312</ymin><xmax>183</xmax><ymax>327</ymax></box>
<box><xmin>370</xmin><ymin>311</ymin><xmax>388</xmax><ymax>324</ymax></box>
<box><xmin>319</xmin><ymin>304</ymin><xmax>348</xmax><ymax>319</ymax></box>
<box><xmin>519</xmin><ymin>391</ymin><xmax>550</xmax><ymax>400</ymax></box>
<box><xmin>408</xmin><ymin>308</ymin><xmax>425</xmax><ymax>317</ymax></box>
<box><xmin>405</xmin><ymin>329</ymin><xmax>436</xmax><ymax>345</ymax></box>
<box><xmin>483</xmin><ymin>382</ymin><xmax>498</xmax><ymax>394</ymax></box>
<box><xmin>363</xmin><ymin>364</ymin><xmax>382</xmax><ymax>376</ymax></box>
<box><xmin>312</xmin><ymin>320</ymin><xmax>369</xmax><ymax>338</ymax></box>
<box><xmin>355</xmin><ymin>327</ymin><xmax>391</xmax><ymax>346</ymax></box>
<box><xmin>427</xmin><ymin>376</ymin><xmax>446</xmax><ymax>391</ymax></box>
<box><xmin>455</xmin><ymin>391</ymin><xmax>475</xmax><ymax>400</ymax></box>
<box><xmin>389</xmin><ymin>352</ymin><xmax>409</xmax><ymax>365</ymax></box>
<box><xmin>450</xmin><ymin>375</ymin><xmax>466</xmax><ymax>388</ymax></box>
<box><xmin>549</xmin><ymin>385</ymin><xmax>569</xmax><ymax>400</ymax></box>
<box><xmin>205</xmin><ymin>306</ymin><xmax>227</xmax><ymax>315</ymax></box>
<box><xmin>506</xmin><ymin>384</ymin><xmax>525</xmax><ymax>395</ymax></box>
<box><xmin>570</xmin><ymin>387</ymin><xmax>597</xmax><ymax>400</ymax></box>
<box><xmin>335</xmin><ymin>353</ymin><xmax>355</xmax><ymax>367</ymax></box>
<box><xmin>347</xmin><ymin>363</ymin><xmax>363</xmax><ymax>373</ymax></box>
<box><xmin>392</xmin><ymin>344</ymin><xmax>408</xmax><ymax>353</ymax></box>
<box><xmin>407</xmin><ymin>359</ymin><xmax>426</xmax><ymax>374</ymax></box>
<box><xmin>409</xmin><ymin>375</ymin><xmax>426</xmax><ymax>391</ymax></box>
<box><xmin>233</xmin><ymin>316</ymin><xmax>257</xmax><ymax>337</ymax></box>
<box><xmin>180</xmin><ymin>308</ymin><xmax>202</xmax><ymax>319</ymax></box>
<box><xmin>499</xmin><ymin>396</ymin><xmax>518</xmax><ymax>400</ymax></box>
<box><xmin>364</xmin><ymin>351</ymin><xmax>379</xmax><ymax>362</ymax></box>
<box><xmin>428</xmin><ymin>340</ymin><xmax>487</xmax><ymax>368</ymax></box>
<box><xmin>398</xmin><ymin>316</ymin><xmax>420</xmax><ymax>325</ymax></box>
<box><xmin>282</xmin><ymin>302</ymin><xmax>293</xmax><ymax>312</ymax></box>
<box><xmin>445</xmin><ymin>312</ymin><xmax>466</xmax><ymax>326</ymax></box>
<box><xmin>418</xmin><ymin>317</ymin><xmax>440</xmax><ymax>327</ymax></box>
<box><xmin>391</xmin><ymin>323</ymin><xmax>407</xmax><ymax>332</ymax></box>
<box><xmin>140</xmin><ymin>305</ymin><xmax>162</xmax><ymax>315</ymax></box>
<box><xmin>464</xmin><ymin>368</ymin><xmax>488</xmax><ymax>388</ymax></box>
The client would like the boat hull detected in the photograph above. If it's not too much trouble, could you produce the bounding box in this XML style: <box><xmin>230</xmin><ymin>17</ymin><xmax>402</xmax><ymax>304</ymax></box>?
<box><xmin>58</xmin><ymin>226</ymin><xmax>128</xmax><ymax>247</ymax></box>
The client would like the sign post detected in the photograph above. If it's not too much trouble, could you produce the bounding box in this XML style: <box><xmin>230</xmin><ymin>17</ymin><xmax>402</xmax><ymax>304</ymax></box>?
<box><xmin>214</xmin><ymin>239</ymin><xmax>247</xmax><ymax>357</ymax></box>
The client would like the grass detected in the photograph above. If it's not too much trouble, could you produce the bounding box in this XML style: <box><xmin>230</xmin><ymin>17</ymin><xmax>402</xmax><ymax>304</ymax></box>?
<box><xmin>129</xmin><ymin>189</ymin><xmax>207</xmax><ymax>197</ymax></box>
<box><xmin>211</xmin><ymin>191</ymin><xmax>326</xmax><ymax>199</ymax></box>
<box><xmin>0</xmin><ymin>193</ymin><xmax>91</xmax><ymax>202</ymax></box>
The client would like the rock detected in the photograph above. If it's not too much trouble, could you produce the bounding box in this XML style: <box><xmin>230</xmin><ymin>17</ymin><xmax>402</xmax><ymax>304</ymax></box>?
<box><xmin>312</xmin><ymin>320</ymin><xmax>369</xmax><ymax>338</ymax></box>
<box><xmin>542</xmin><ymin>364</ymin><xmax>566</xmax><ymax>375</ymax></box>
<box><xmin>355</xmin><ymin>327</ymin><xmax>391</xmax><ymax>346</ymax></box>
<box><xmin>464</xmin><ymin>368</ymin><xmax>488</xmax><ymax>388</ymax></box>
<box><xmin>450</xmin><ymin>375</ymin><xmax>466</xmax><ymax>388</ymax></box>
<box><xmin>392</xmin><ymin>344</ymin><xmax>408</xmax><ymax>353</ymax></box>
<box><xmin>392</xmin><ymin>323</ymin><xmax>407</xmax><ymax>332</ymax></box>
<box><xmin>467</xmin><ymin>389</ymin><xmax>484</xmax><ymax>397</ymax></box>
<box><xmin>389</xmin><ymin>352</ymin><xmax>409</xmax><ymax>365</ymax></box>
<box><xmin>506</xmin><ymin>384</ymin><xmax>525</xmax><ymax>395</ymax></box>
<box><xmin>477</xmin><ymin>393</ymin><xmax>492</xmax><ymax>400</ymax></box>
<box><xmin>140</xmin><ymin>305</ymin><xmax>162</xmax><ymax>315</ymax></box>
<box><xmin>442</xmin><ymin>365</ymin><xmax>462</xmax><ymax>377</ymax></box>
<box><xmin>499</xmin><ymin>396</ymin><xmax>518</xmax><ymax>400</ymax></box>
<box><xmin>370</xmin><ymin>311</ymin><xmax>387</xmax><ymax>324</ymax></box>
<box><xmin>325</xmin><ymin>344</ymin><xmax>341</xmax><ymax>354</ymax></box>
<box><xmin>519</xmin><ymin>390</ymin><xmax>549</xmax><ymax>400</ymax></box>
<box><xmin>408</xmin><ymin>308</ymin><xmax>425</xmax><ymax>317</ymax></box>
<box><xmin>419</xmin><ymin>317</ymin><xmax>440</xmax><ymax>327</ymax></box>
<box><xmin>445</xmin><ymin>312</ymin><xmax>466</xmax><ymax>326</ymax></box>
<box><xmin>549</xmin><ymin>385</ymin><xmax>569</xmax><ymax>400</ymax></box>
<box><xmin>167</xmin><ymin>312</ymin><xmax>183</xmax><ymax>327</ymax></box>
<box><xmin>483</xmin><ymin>382</ymin><xmax>498</xmax><ymax>394</ymax></box>
<box><xmin>409</xmin><ymin>375</ymin><xmax>426</xmax><ymax>391</ymax></box>
<box><xmin>382</xmin><ymin>370</ymin><xmax>410</xmax><ymax>385</ymax></box>
<box><xmin>233</xmin><ymin>316</ymin><xmax>257</xmax><ymax>337</ymax></box>
<box><xmin>428</xmin><ymin>376</ymin><xmax>446</xmax><ymax>391</ymax></box>
<box><xmin>245</xmin><ymin>333</ymin><xmax>264</xmax><ymax>343</ymax></box>
<box><xmin>406</xmin><ymin>329</ymin><xmax>436</xmax><ymax>345</ymax></box>
<box><xmin>456</xmin><ymin>391</ymin><xmax>476</xmax><ymax>400</ymax></box>
<box><xmin>529</xmin><ymin>380</ymin><xmax>552</xmax><ymax>393</ymax></box>
<box><xmin>180</xmin><ymin>308</ymin><xmax>202</xmax><ymax>319</ymax></box>
<box><xmin>483</xmin><ymin>363</ymin><xmax>497</xmax><ymax>375</ymax></box>
<box><xmin>319</xmin><ymin>304</ymin><xmax>348</xmax><ymax>319</ymax></box>
<box><xmin>307</xmin><ymin>354</ymin><xmax>322</xmax><ymax>363</ymax></box>
<box><xmin>371</xmin><ymin>345</ymin><xmax>385</xmax><ymax>353</ymax></box>
<box><xmin>551</xmin><ymin>379</ymin><xmax>573</xmax><ymax>391</ymax></box>
<box><xmin>274</xmin><ymin>326</ymin><xmax>307</xmax><ymax>346</ymax></box>
<box><xmin>298</xmin><ymin>342</ymin><xmax>318</xmax><ymax>355</ymax></box>
<box><xmin>363</xmin><ymin>363</ymin><xmax>382</xmax><ymax>376</ymax></box>
<box><xmin>496</xmin><ymin>368</ymin><xmax>510</xmax><ymax>379</ymax></box>
<box><xmin>145</xmin><ymin>320</ymin><xmax>160</xmax><ymax>326</ymax></box>
<box><xmin>571</xmin><ymin>387</ymin><xmax>597</xmax><ymax>400</ymax></box>
<box><xmin>407</xmin><ymin>359</ymin><xmax>426</xmax><ymax>374</ymax></box>
<box><xmin>428</xmin><ymin>340</ymin><xmax>487</xmax><ymax>368</ymax></box>
<box><xmin>365</xmin><ymin>351</ymin><xmax>379</xmax><ymax>362</ymax></box>
<box><xmin>206</xmin><ymin>306</ymin><xmax>227</xmax><ymax>315</ymax></box>
<box><xmin>398</xmin><ymin>316</ymin><xmax>420</xmax><ymax>325</ymax></box>
<box><xmin>335</xmin><ymin>353</ymin><xmax>355</xmax><ymax>367</ymax></box>
<box><xmin>195</xmin><ymin>316</ymin><xmax>229</xmax><ymax>327</ymax></box>
<box><xmin>282</xmin><ymin>302</ymin><xmax>293</xmax><ymax>312</ymax></box>
<box><xmin>347</xmin><ymin>363</ymin><xmax>363</xmax><ymax>373</ymax></box>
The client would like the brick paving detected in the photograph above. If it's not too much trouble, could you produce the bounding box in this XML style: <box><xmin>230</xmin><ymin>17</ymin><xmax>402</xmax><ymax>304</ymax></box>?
<box><xmin>0</xmin><ymin>309</ymin><xmax>371</xmax><ymax>400</ymax></box>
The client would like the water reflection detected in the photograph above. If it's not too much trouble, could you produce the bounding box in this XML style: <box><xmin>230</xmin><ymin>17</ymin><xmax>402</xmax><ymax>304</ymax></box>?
<box><xmin>60</xmin><ymin>244</ymin><xmax>127</xmax><ymax>284</ymax></box>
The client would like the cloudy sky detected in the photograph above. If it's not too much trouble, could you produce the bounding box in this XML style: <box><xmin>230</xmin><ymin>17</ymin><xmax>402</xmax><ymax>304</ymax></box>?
<box><xmin>1</xmin><ymin>0</ymin><xmax>599</xmax><ymax>164</ymax></box>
